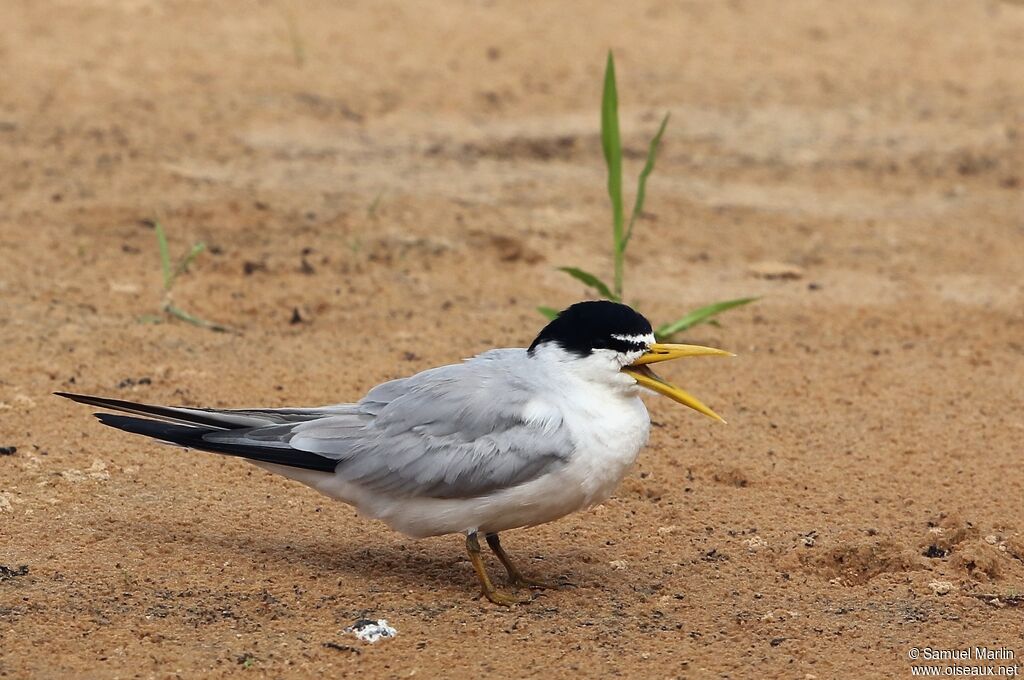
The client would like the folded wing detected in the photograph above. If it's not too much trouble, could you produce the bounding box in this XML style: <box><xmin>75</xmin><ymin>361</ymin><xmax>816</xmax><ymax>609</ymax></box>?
<box><xmin>58</xmin><ymin>350</ymin><xmax>573</xmax><ymax>500</ymax></box>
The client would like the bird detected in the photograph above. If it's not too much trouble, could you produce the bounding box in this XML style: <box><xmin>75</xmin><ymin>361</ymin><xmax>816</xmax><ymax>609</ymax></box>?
<box><xmin>57</xmin><ymin>300</ymin><xmax>733</xmax><ymax>605</ymax></box>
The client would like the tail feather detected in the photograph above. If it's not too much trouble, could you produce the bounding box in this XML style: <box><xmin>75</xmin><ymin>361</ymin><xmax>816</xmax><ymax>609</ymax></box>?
<box><xmin>55</xmin><ymin>392</ymin><xmax>262</xmax><ymax>428</ymax></box>
<box><xmin>93</xmin><ymin>413</ymin><xmax>339</xmax><ymax>472</ymax></box>
<box><xmin>55</xmin><ymin>391</ymin><xmax>335</xmax><ymax>429</ymax></box>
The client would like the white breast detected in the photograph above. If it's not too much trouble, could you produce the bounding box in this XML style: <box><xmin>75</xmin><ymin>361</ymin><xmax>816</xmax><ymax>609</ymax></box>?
<box><xmin>375</xmin><ymin>391</ymin><xmax>648</xmax><ymax>538</ymax></box>
<box><xmin>554</xmin><ymin>390</ymin><xmax>650</xmax><ymax>508</ymax></box>
<box><xmin>270</xmin><ymin>346</ymin><xmax>654</xmax><ymax>538</ymax></box>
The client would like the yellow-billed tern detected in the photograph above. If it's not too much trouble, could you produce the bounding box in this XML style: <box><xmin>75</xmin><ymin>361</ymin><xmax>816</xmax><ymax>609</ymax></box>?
<box><xmin>58</xmin><ymin>300</ymin><xmax>733</xmax><ymax>605</ymax></box>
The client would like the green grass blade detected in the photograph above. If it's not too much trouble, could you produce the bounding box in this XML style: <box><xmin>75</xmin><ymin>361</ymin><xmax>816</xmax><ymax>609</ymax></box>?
<box><xmin>601</xmin><ymin>51</ymin><xmax>625</xmax><ymax>298</ymax></box>
<box><xmin>624</xmin><ymin>112</ymin><xmax>669</xmax><ymax>247</ymax></box>
<box><xmin>155</xmin><ymin>221</ymin><xmax>173</xmax><ymax>291</ymax></box>
<box><xmin>537</xmin><ymin>306</ymin><xmax>560</xmax><ymax>320</ymax></box>
<box><xmin>164</xmin><ymin>303</ymin><xmax>232</xmax><ymax>333</ymax></box>
<box><xmin>175</xmin><ymin>242</ymin><xmax>206</xmax><ymax>278</ymax></box>
<box><xmin>284</xmin><ymin>9</ymin><xmax>305</xmax><ymax>68</ymax></box>
<box><xmin>655</xmin><ymin>297</ymin><xmax>759</xmax><ymax>339</ymax></box>
<box><xmin>558</xmin><ymin>266</ymin><xmax>618</xmax><ymax>301</ymax></box>
<box><xmin>367</xmin><ymin>190</ymin><xmax>384</xmax><ymax>218</ymax></box>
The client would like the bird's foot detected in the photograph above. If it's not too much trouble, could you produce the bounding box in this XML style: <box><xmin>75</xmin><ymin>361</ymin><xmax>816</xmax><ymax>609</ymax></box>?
<box><xmin>467</xmin><ymin>532</ymin><xmax>533</xmax><ymax>607</ymax></box>
<box><xmin>480</xmin><ymin>587</ymin><xmax>532</xmax><ymax>606</ymax></box>
<box><xmin>484</xmin><ymin>533</ymin><xmax>567</xmax><ymax>592</ymax></box>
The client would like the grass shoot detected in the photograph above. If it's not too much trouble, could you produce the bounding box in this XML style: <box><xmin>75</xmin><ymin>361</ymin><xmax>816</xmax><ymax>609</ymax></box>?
<box><xmin>542</xmin><ymin>51</ymin><xmax>756</xmax><ymax>339</ymax></box>
<box><xmin>146</xmin><ymin>221</ymin><xmax>230</xmax><ymax>333</ymax></box>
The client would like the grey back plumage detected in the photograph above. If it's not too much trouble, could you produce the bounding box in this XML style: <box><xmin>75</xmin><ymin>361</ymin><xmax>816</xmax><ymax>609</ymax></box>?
<box><xmin>201</xmin><ymin>349</ymin><xmax>574</xmax><ymax>499</ymax></box>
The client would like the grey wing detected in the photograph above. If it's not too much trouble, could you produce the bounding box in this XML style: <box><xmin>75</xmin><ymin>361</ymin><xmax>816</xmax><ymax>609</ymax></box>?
<box><xmin>209</xmin><ymin>353</ymin><xmax>575</xmax><ymax>499</ymax></box>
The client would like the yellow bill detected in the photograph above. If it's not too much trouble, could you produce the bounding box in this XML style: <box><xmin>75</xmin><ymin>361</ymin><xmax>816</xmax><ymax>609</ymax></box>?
<box><xmin>621</xmin><ymin>343</ymin><xmax>733</xmax><ymax>422</ymax></box>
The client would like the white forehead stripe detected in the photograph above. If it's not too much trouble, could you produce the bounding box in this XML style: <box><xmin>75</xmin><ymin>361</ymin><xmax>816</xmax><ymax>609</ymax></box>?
<box><xmin>611</xmin><ymin>333</ymin><xmax>656</xmax><ymax>345</ymax></box>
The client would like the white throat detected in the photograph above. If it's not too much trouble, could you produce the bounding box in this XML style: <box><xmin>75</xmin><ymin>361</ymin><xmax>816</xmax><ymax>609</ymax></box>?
<box><xmin>529</xmin><ymin>341</ymin><xmax>641</xmax><ymax>396</ymax></box>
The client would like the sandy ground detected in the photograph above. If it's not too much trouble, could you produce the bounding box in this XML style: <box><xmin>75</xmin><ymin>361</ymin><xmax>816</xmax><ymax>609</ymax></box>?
<box><xmin>2</xmin><ymin>1</ymin><xmax>1024</xmax><ymax>677</ymax></box>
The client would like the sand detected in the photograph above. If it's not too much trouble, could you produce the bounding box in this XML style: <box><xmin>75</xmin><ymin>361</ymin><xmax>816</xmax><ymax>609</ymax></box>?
<box><xmin>2</xmin><ymin>1</ymin><xmax>1023</xmax><ymax>677</ymax></box>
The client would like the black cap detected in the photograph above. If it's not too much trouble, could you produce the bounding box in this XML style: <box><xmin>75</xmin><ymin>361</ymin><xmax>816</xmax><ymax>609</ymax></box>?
<box><xmin>528</xmin><ymin>301</ymin><xmax>653</xmax><ymax>357</ymax></box>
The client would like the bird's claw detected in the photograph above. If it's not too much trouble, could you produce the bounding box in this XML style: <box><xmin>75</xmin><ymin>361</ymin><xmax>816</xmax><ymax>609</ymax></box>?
<box><xmin>481</xmin><ymin>588</ymin><xmax>532</xmax><ymax>606</ymax></box>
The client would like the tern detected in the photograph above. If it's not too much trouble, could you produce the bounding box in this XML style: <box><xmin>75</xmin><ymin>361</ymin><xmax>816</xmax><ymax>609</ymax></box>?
<box><xmin>58</xmin><ymin>300</ymin><xmax>732</xmax><ymax>605</ymax></box>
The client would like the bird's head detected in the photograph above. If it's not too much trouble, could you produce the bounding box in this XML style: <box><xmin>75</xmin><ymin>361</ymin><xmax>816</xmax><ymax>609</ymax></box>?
<box><xmin>527</xmin><ymin>300</ymin><xmax>732</xmax><ymax>422</ymax></box>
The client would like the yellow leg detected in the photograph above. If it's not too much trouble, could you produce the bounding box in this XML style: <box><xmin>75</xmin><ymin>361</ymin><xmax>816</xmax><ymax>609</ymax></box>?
<box><xmin>465</xmin><ymin>533</ymin><xmax>527</xmax><ymax>606</ymax></box>
<box><xmin>485</xmin><ymin>533</ymin><xmax>560</xmax><ymax>590</ymax></box>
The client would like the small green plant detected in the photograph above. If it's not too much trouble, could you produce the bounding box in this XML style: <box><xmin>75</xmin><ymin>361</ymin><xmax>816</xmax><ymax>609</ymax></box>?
<box><xmin>541</xmin><ymin>52</ymin><xmax>756</xmax><ymax>339</ymax></box>
<box><xmin>367</xmin><ymin>190</ymin><xmax>385</xmax><ymax>219</ymax></box>
<box><xmin>143</xmin><ymin>221</ymin><xmax>229</xmax><ymax>333</ymax></box>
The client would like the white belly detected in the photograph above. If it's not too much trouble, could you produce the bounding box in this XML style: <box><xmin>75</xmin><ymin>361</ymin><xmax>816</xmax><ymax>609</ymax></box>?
<box><xmin>261</xmin><ymin>394</ymin><xmax>651</xmax><ymax>538</ymax></box>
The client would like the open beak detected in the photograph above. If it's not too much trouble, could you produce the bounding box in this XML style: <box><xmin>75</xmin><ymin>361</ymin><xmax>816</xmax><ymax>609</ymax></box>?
<box><xmin>621</xmin><ymin>343</ymin><xmax>733</xmax><ymax>423</ymax></box>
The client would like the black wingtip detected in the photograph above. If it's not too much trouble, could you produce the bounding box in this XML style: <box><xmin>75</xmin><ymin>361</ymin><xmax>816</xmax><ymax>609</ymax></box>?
<box><xmin>54</xmin><ymin>392</ymin><xmax>234</xmax><ymax>428</ymax></box>
<box><xmin>92</xmin><ymin>413</ymin><xmax>339</xmax><ymax>473</ymax></box>
<box><xmin>93</xmin><ymin>412</ymin><xmax>197</xmax><ymax>441</ymax></box>
<box><xmin>56</xmin><ymin>392</ymin><xmax>109</xmax><ymax>408</ymax></box>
